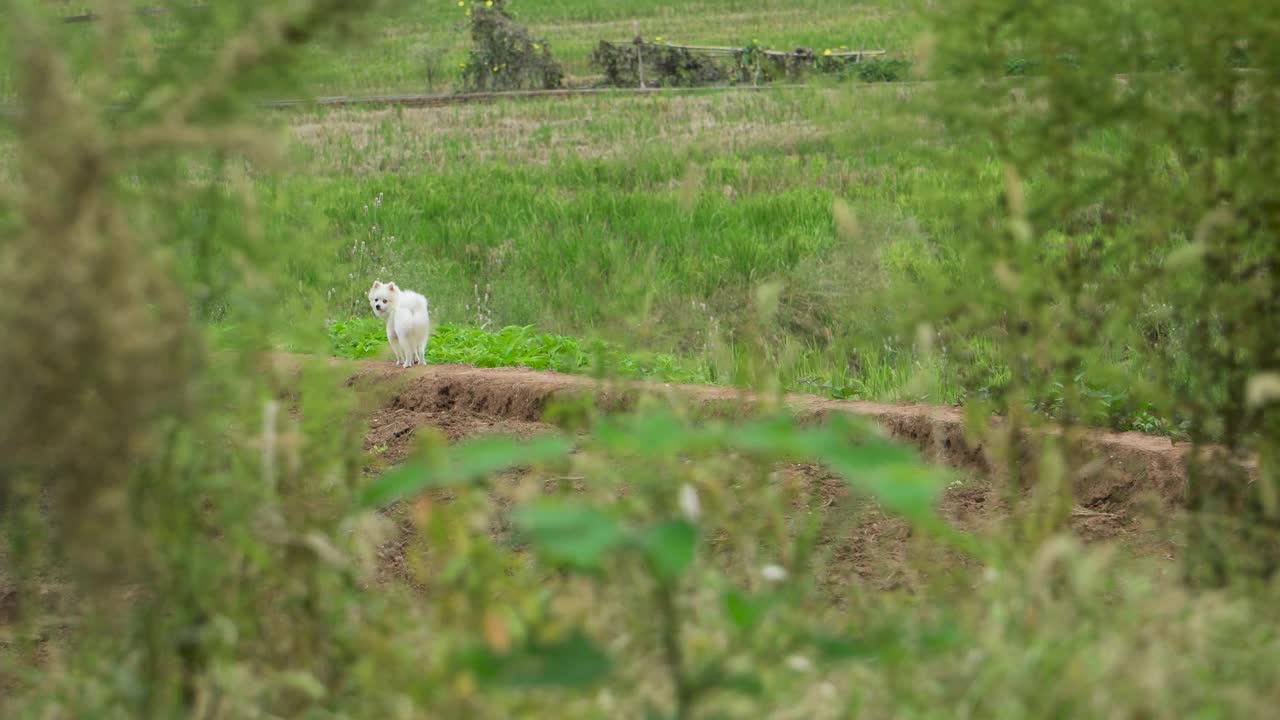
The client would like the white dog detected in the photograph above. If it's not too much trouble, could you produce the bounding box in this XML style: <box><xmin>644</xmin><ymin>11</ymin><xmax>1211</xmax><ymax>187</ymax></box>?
<box><xmin>367</xmin><ymin>280</ymin><xmax>431</xmax><ymax>369</ymax></box>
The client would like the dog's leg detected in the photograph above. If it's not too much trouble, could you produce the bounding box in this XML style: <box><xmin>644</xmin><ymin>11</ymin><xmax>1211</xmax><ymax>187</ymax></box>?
<box><xmin>398</xmin><ymin>335</ymin><xmax>414</xmax><ymax>368</ymax></box>
<box><xmin>387</xmin><ymin>325</ymin><xmax>404</xmax><ymax>366</ymax></box>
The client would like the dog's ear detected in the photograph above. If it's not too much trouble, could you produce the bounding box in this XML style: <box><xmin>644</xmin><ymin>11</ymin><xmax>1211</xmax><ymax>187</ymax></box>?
<box><xmin>370</xmin><ymin>280</ymin><xmax>383</xmax><ymax>290</ymax></box>
<box><xmin>387</xmin><ymin>282</ymin><xmax>399</xmax><ymax>292</ymax></box>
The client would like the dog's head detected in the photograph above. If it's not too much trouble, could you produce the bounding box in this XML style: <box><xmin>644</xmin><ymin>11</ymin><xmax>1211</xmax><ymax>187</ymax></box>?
<box><xmin>368</xmin><ymin>280</ymin><xmax>400</xmax><ymax>318</ymax></box>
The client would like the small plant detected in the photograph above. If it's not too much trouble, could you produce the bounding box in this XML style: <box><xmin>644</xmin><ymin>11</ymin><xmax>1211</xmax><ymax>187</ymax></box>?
<box><xmin>856</xmin><ymin>57</ymin><xmax>911</xmax><ymax>82</ymax></box>
<box><xmin>734</xmin><ymin>37</ymin><xmax>771</xmax><ymax>85</ymax></box>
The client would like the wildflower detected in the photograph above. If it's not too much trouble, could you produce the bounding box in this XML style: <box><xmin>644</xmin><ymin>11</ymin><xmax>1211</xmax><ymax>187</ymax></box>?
<box><xmin>678</xmin><ymin>483</ymin><xmax>701</xmax><ymax>521</ymax></box>
<box><xmin>823</xmin><ymin>49</ymin><xmax>833</xmax><ymax>56</ymax></box>
<box><xmin>486</xmin><ymin>0</ymin><xmax>493</xmax><ymax>5</ymax></box>
<box><xmin>656</xmin><ymin>36</ymin><xmax>664</xmax><ymax>43</ymax></box>
<box><xmin>457</xmin><ymin>0</ymin><xmax>464</xmax><ymax>5</ymax></box>
<box><xmin>492</xmin><ymin>65</ymin><xmax>499</xmax><ymax>72</ymax></box>
<box><xmin>533</xmin><ymin>42</ymin><xmax>541</xmax><ymax>50</ymax></box>
<box><xmin>761</xmin><ymin>564</ymin><xmax>788</xmax><ymax>582</ymax></box>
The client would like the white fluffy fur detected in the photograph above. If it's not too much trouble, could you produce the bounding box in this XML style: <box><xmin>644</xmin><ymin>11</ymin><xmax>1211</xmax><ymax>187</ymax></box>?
<box><xmin>368</xmin><ymin>280</ymin><xmax>431</xmax><ymax>369</ymax></box>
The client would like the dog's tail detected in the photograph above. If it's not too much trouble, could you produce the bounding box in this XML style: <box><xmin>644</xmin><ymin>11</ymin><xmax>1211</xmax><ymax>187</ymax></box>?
<box><xmin>405</xmin><ymin>299</ymin><xmax>430</xmax><ymax>335</ymax></box>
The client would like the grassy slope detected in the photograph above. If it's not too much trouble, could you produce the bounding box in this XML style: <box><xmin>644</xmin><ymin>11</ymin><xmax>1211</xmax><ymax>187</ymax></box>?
<box><xmin>274</xmin><ymin>83</ymin><xmax>997</xmax><ymax>404</ymax></box>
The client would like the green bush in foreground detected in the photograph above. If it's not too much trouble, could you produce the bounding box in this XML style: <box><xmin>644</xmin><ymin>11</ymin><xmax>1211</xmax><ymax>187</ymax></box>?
<box><xmin>925</xmin><ymin>0</ymin><xmax>1280</xmax><ymax>580</ymax></box>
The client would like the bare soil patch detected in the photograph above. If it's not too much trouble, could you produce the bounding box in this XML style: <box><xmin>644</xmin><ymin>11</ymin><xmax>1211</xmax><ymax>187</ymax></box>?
<box><xmin>326</xmin><ymin>357</ymin><xmax>1199</xmax><ymax>589</ymax></box>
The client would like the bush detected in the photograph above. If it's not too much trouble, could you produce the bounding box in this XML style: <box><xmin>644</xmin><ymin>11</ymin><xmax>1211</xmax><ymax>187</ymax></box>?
<box><xmin>855</xmin><ymin>57</ymin><xmax>911</xmax><ymax>83</ymax></box>
<box><xmin>922</xmin><ymin>0</ymin><xmax>1280</xmax><ymax>583</ymax></box>
<box><xmin>591</xmin><ymin>41</ymin><xmax>907</xmax><ymax>88</ymax></box>
<box><xmin>457</xmin><ymin>0</ymin><xmax>563</xmax><ymax>92</ymax></box>
<box><xmin>591</xmin><ymin>40</ymin><xmax>730</xmax><ymax>88</ymax></box>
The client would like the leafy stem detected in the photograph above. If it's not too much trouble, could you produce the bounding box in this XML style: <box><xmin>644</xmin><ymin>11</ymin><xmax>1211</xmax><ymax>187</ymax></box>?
<box><xmin>654</xmin><ymin>575</ymin><xmax>697</xmax><ymax>720</ymax></box>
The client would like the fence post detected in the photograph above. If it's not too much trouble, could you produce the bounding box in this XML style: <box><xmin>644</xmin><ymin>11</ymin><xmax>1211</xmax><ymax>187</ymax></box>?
<box><xmin>634</xmin><ymin>21</ymin><xmax>646</xmax><ymax>89</ymax></box>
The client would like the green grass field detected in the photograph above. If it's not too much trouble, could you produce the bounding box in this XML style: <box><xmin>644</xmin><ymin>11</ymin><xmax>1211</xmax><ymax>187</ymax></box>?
<box><xmin>267</xmin><ymin>85</ymin><xmax>981</xmax><ymax>398</ymax></box>
<box><xmin>262</xmin><ymin>81</ymin><xmax>1169</xmax><ymax>432</ymax></box>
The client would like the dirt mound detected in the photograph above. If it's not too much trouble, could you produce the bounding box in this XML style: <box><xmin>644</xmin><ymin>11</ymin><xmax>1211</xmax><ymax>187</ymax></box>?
<box><xmin>341</xmin><ymin>359</ymin><xmax>1199</xmax><ymax>514</ymax></box>
<box><xmin>324</xmin><ymin>357</ymin><xmax>1205</xmax><ymax>589</ymax></box>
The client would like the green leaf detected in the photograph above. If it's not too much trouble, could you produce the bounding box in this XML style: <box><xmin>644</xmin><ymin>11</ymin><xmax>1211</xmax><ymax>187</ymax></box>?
<box><xmin>920</xmin><ymin>620</ymin><xmax>963</xmax><ymax>652</ymax></box>
<box><xmin>359</xmin><ymin>434</ymin><xmax>571</xmax><ymax>508</ymax></box>
<box><xmin>593</xmin><ymin>411</ymin><xmax>723</xmax><ymax>457</ymax></box>
<box><xmin>467</xmin><ymin>630</ymin><xmax>612</xmax><ymax>689</ymax></box>
<box><xmin>513</xmin><ymin>501</ymin><xmax>626</xmax><ymax>570</ymax></box>
<box><xmin>637</xmin><ymin>519</ymin><xmax>697</xmax><ymax>580</ymax></box>
<box><xmin>825</xmin><ymin>453</ymin><xmax>945</xmax><ymax>522</ymax></box>
<box><xmin>731</xmin><ymin>414</ymin><xmax>945</xmax><ymax>522</ymax></box>
<box><xmin>694</xmin><ymin>660</ymin><xmax>765</xmax><ymax>697</ymax></box>
<box><xmin>811</xmin><ymin>632</ymin><xmax>878</xmax><ymax>661</ymax></box>
<box><xmin>723</xmin><ymin>589</ymin><xmax>767</xmax><ymax>632</ymax></box>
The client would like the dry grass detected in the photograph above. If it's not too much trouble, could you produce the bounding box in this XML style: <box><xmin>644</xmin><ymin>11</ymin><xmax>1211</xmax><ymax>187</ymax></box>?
<box><xmin>288</xmin><ymin>88</ymin><xmax>853</xmax><ymax>173</ymax></box>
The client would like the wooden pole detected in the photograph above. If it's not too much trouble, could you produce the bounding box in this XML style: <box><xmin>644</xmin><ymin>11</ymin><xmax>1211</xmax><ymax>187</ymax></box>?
<box><xmin>634</xmin><ymin>21</ymin><xmax>646</xmax><ymax>89</ymax></box>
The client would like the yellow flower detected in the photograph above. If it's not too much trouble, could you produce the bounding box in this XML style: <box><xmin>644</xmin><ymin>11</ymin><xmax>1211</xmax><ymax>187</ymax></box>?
<box><xmin>533</xmin><ymin>43</ymin><xmax>542</xmax><ymax>50</ymax></box>
<box><xmin>823</xmin><ymin>49</ymin><xmax>833</xmax><ymax>56</ymax></box>
<box><xmin>457</xmin><ymin>1</ymin><xmax>464</xmax><ymax>5</ymax></box>
<box><xmin>485</xmin><ymin>0</ymin><xmax>493</xmax><ymax>5</ymax></box>
<box><xmin>492</xmin><ymin>65</ymin><xmax>499</xmax><ymax>72</ymax></box>
<box><xmin>656</xmin><ymin>36</ymin><xmax>664</xmax><ymax>42</ymax></box>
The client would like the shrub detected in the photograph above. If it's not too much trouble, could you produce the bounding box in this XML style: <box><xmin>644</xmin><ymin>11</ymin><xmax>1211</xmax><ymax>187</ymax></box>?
<box><xmin>922</xmin><ymin>0</ymin><xmax>1280</xmax><ymax>583</ymax></box>
<box><xmin>458</xmin><ymin>0</ymin><xmax>563</xmax><ymax>92</ymax></box>
<box><xmin>591</xmin><ymin>41</ymin><xmax>906</xmax><ymax>88</ymax></box>
<box><xmin>591</xmin><ymin>40</ymin><xmax>730</xmax><ymax>88</ymax></box>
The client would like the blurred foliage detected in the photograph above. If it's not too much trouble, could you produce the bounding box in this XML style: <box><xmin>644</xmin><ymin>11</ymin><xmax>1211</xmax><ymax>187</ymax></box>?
<box><xmin>2</xmin><ymin>0</ymin><xmax>1280</xmax><ymax>718</ymax></box>
<box><xmin>915</xmin><ymin>0</ymin><xmax>1280</xmax><ymax>580</ymax></box>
